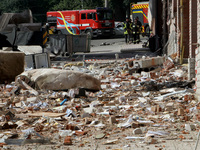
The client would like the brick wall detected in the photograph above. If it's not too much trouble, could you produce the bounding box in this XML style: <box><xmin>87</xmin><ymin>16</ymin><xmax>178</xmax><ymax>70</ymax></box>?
<box><xmin>181</xmin><ymin>0</ymin><xmax>197</xmax><ymax>58</ymax></box>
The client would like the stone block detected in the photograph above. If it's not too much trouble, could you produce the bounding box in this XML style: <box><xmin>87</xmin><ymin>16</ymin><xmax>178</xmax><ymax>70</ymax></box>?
<box><xmin>0</xmin><ymin>51</ymin><xmax>25</xmax><ymax>83</ymax></box>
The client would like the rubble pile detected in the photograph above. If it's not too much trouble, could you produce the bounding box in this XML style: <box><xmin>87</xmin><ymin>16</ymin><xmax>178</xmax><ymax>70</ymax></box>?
<box><xmin>0</xmin><ymin>57</ymin><xmax>199</xmax><ymax>150</ymax></box>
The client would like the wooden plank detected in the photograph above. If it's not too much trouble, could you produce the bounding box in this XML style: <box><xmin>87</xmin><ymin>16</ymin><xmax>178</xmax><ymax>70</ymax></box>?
<box><xmin>26</xmin><ymin>112</ymin><xmax>66</xmax><ymax>117</ymax></box>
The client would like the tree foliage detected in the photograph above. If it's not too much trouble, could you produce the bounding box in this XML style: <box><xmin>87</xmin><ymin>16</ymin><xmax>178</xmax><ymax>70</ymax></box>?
<box><xmin>0</xmin><ymin>0</ymin><xmax>104</xmax><ymax>22</ymax></box>
<box><xmin>0</xmin><ymin>0</ymin><xmax>28</xmax><ymax>13</ymax></box>
<box><xmin>0</xmin><ymin>0</ymin><xmax>149</xmax><ymax>22</ymax></box>
<box><xmin>52</xmin><ymin>0</ymin><xmax>104</xmax><ymax>11</ymax></box>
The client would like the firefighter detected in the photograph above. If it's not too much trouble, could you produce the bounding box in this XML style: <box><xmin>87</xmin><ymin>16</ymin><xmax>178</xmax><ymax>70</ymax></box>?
<box><xmin>123</xmin><ymin>17</ymin><xmax>132</xmax><ymax>44</ymax></box>
<box><xmin>136</xmin><ymin>16</ymin><xmax>142</xmax><ymax>42</ymax></box>
<box><xmin>129</xmin><ymin>19</ymin><xmax>134</xmax><ymax>43</ymax></box>
<box><xmin>132</xmin><ymin>18</ymin><xmax>140</xmax><ymax>44</ymax></box>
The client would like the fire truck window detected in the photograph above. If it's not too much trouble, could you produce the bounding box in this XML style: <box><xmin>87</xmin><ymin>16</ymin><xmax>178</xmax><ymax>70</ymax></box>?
<box><xmin>87</xmin><ymin>13</ymin><xmax>92</xmax><ymax>19</ymax></box>
<box><xmin>81</xmin><ymin>13</ymin><xmax>86</xmax><ymax>19</ymax></box>
<box><xmin>97</xmin><ymin>11</ymin><xmax>113</xmax><ymax>20</ymax></box>
<box><xmin>92</xmin><ymin>13</ymin><xmax>96</xmax><ymax>20</ymax></box>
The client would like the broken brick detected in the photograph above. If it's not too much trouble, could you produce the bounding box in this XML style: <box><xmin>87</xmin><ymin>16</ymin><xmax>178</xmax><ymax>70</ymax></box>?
<box><xmin>64</xmin><ymin>136</ymin><xmax>72</xmax><ymax>145</ymax></box>
<box><xmin>177</xmin><ymin>108</ymin><xmax>184</xmax><ymax>116</ymax></box>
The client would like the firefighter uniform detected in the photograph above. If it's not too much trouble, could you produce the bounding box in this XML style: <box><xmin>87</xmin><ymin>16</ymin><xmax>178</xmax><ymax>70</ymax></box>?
<box><xmin>132</xmin><ymin>19</ymin><xmax>140</xmax><ymax>44</ymax></box>
<box><xmin>123</xmin><ymin>18</ymin><xmax>132</xmax><ymax>43</ymax></box>
<box><xmin>136</xmin><ymin>17</ymin><xmax>142</xmax><ymax>42</ymax></box>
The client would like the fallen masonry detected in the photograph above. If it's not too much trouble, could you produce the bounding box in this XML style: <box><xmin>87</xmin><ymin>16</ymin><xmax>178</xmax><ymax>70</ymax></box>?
<box><xmin>15</xmin><ymin>68</ymin><xmax>101</xmax><ymax>91</ymax></box>
<box><xmin>0</xmin><ymin>56</ymin><xmax>199</xmax><ymax>150</ymax></box>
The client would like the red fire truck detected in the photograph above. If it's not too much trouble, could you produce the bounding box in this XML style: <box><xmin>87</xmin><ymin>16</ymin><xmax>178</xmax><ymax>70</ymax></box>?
<box><xmin>46</xmin><ymin>7</ymin><xmax>114</xmax><ymax>38</ymax></box>
<box><xmin>131</xmin><ymin>2</ymin><xmax>150</xmax><ymax>36</ymax></box>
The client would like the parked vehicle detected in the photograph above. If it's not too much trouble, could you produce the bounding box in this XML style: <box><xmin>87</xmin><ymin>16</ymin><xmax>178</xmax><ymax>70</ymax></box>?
<box><xmin>46</xmin><ymin>7</ymin><xmax>115</xmax><ymax>38</ymax></box>
<box><xmin>113</xmin><ymin>21</ymin><xmax>124</xmax><ymax>37</ymax></box>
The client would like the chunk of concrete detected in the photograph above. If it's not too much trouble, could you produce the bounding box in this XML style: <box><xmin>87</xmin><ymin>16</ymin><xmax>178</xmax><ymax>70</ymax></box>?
<box><xmin>16</xmin><ymin>68</ymin><xmax>101</xmax><ymax>91</ymax></box>
<box><xmin>185</xmin><ymin>124</ymin><xmax>196</xmax><ymax>131</ymax></box>
<box><xmin>0</xmin><ymin>51</ymin><xmax>24</xmax><ymax>83</ymax></box>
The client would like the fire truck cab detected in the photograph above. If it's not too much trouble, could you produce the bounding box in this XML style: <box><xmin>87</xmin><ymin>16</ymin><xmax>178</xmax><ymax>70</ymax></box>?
<box><xmin>131</xmin><ymin>2</ymin><xmax>150</xmax><ymax>36</ymax></box>
<box><xmin>47</xmin><ymin>8</ymin><xmax>114</xmax><ymax>38</ymax></box>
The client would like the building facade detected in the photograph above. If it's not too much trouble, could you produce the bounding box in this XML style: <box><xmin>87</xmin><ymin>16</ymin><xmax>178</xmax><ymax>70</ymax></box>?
<box><xmin>149</xmin><ymin>0</ymin><xmax>199</xmax><ymax>100</ymax></box>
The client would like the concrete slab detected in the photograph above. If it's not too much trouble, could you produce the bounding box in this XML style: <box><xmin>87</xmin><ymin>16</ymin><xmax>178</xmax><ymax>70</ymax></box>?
<box><xmin>18</xmin><ymin>46</ymin><xmax>42</xmax><ymax>55</ymax></box>
<box><xmin>127</xmin><ymin>56</ymin><xmax>165</xmax><ymax>69</ymax></box>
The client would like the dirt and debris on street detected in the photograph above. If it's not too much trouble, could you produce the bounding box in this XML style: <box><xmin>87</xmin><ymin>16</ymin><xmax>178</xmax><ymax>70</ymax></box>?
<box><xmin>0</xmin><ymin>56</ymin><xmax>199</xmax><ymax>150</ymax></box>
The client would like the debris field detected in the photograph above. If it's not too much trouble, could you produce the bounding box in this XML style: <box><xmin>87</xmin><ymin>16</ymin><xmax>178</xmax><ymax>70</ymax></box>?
<box><xmin>0</xmin><ymin>56</ymin><xmax>199</xmax><ymax>150</ymax></box>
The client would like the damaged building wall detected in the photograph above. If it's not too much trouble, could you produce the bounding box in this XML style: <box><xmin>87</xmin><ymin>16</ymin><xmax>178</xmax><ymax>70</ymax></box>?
<box><xmin>162</xmin><ymin>0</ymin><xmax>198</xmax><ymax>99</ymax></box>
<box><xmin>189</xmin><ymin>0</ymin><xmax>197</xmax><ymax>58</ymax></box>
<box><xmin>165</xmin><ymin>0</ymin><xmax>196</xmax><ymax>80</ymax></box>
<box><xmin>166</xmin><ymin>0</ymin><xmax>177</xmax><ymax>56</ymax></box>
<box><xmin>165</xmin><ymin>0</ymin><xmax>197</xmax><ymax>59</ymax></box>
<box><xmin>181</xmin><ymin>0</ymin><xmax>190</xmax><ymax>58</ymax></box>
<box><xmin>188</xmin><ymin>0</ymin><xmax>197</xmax><ymax>80</ymax></box>
<box><xmin>196</xmin><ymin>0</ymin><xmax>200</xmax><ymax>101</ymax></box>
<box><xmin>170</xmin><ymin>0</ymin><xmax>197</xmax><ymax>59</ymax></box>
<box><xmin>148</xmin><ymin>0</ymin><xmax>155</xmax><ymax>34</ymax></box>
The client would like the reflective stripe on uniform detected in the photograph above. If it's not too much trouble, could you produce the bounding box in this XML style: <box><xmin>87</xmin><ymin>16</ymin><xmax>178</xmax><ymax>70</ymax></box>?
<box><xmin>123</xmin><ymin>22</ymin><xmax>132</xmax><ymax>35</ymax></box>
